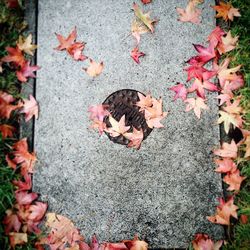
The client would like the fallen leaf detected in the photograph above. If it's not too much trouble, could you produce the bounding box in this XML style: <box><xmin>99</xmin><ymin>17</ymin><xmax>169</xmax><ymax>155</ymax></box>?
<box><xmin>218</xmin><ymin>31</ymin><xmax>238</xmax><ymax>54</ymax></box>
<box><xmin>133</xmin><ymin>3</ymin><xmax>156</xmax><ymax>32</ymax></box>
<box><xmin>3</xmin><ymin>209</ymin><xmax>22</xmax><ymax>234</ymax></box>
<box><xmin>244</xmin><ymin>135</ymin><xmax>250</xmax><ymax>158</ymax></box>
<box><xmin>144</xmin><ymin>97</ymin><xmax>167</xmax><ymax>128</ymax></box>
<box><xmin>15</xmin><ymin>191</ymin><xmax>38</xmax><ymax>205</ymax></box>
<box><xmin>214</xmin><ymin>158</ymin><xmax>237</xmax><ymax>173</ymax></box>
<box><xmin>123</xmin><ymin>235</ymin><xmax>148</xmax><ymax>250</ymax></box>
<box><xmin>2</xmin><ymin>46</ymin><xmax>25</xmax><ymax>67</ymax></box>
<box><xmin>217</xmin><ymin>110</ymin><xmax>243</xmax><ymax>134</ymax></box>
<box><xmin>188</xmin><ymin>78</ymin><xmax>218</xmax><ymax>99</ymax></box>
<box><xmin>16</xmin><ymin>60</ymin><xmax>40</xmax><ymax>83</ymax></box>
<box><xmin>184</xmin><ymin>97</ymin><xmax>209</xmax><ymax>119</ymax></box>
<box><xmin>0</xmin><ymin>124</ymin><xmax>15</xmax><ymax>138</ymax></box>
<box><xmin>136</xmin><ymin>93</ymin><xmax>153</xmax><ymax>111</ymax></box>
<box><xmin>216</xmin><ymin>90</ymin><xmax>234</xmax><ymax>106</ymax></box>
<box><xmin>176</xmin><ymin>0</ymin><xmax>202</xmax><ymax>24</ymax></box>
<box><xmin>212</xmin><ymin>1</ymin><xmax>241</xmax><ymax>21</ymax></box>
<box><xmin>169</xmin><ymin>83</ymin><xmax>187</xmax><ymax>101</ymax></box>
<box><xmin>207</xmin><ymin>196</ymin><xmax>238</xmax><ymax>225</ymax></box>
<box><xmin>13</xmin><ymin>173</ymin><xmax>32</xmax><ymax>191</ymax></box>
<box><xmin>131</xmin><ymin>19</ymin><xmax>149</xmax><ymax>44</ymax></box>
<box><xmin>131</xmin><ymin>47</ymin><xmax>145</xmax><ymax>64</ymax></box>
<box><xmin>124</xmin><ymin>127</ymin><xmax>144</xmax><ymax>150</ymax></box>
<box><xmin>90</xmin><ymin>119</ymin><xmax>107</xmax><ymax>135</ymax></box>
<box><xmin>20</xmin><ymin>95</ymin><xmax>39</xmax><ymax>122</ymax></box>
<box><xmin>106</xmin><ymin>115</ymin><xmax>130</xmax><ymax>137</ymax></box>
<box><xmin>207</xmin><ymin>26</ymin><xmax>225</xmax><ymax>47</ymax></box>
<box><xmin>54</xmin><ymin>27</ymin><xmax>77</xmax><ymax>50</ymax></box>
<box><xmin>67</xmin><ymin>42</ymin><xmax>87</xmax><ymax>61</ymax></box>
<box><xmin>223</xmin><ymin>98</ymin><xmax>243</xmax><ymax>115</ymax></box>
<box><xmin>45</xmin><ymin>213</ymin><xmax>84</xmax><ymax>250</ymax></box>
<box><xmin>223</xmin><ymin>169</ymin><xmax>246</xmax><ymax>191</ymax></box>
<box><xmin>9</xmin><ymin>232</ymin><xmax>28</xmax><ymax>248</ymax></box>
<box><xmin>83</xmin><ymin>59</ymin><xmax>104</xmax><ymax>77</ymax></box>
<box><xmin>88</xmin><ymin>104</ymin><xmax>109</xmax><ymax>122</ymax></box>
<box><xmin>28</xmin><ymin>201</ymin><xmax>48</xmax><ymax>221</ymax></box>
<box><xmin>192</xmin><ymin>233</ymin><xmax>223</xmax><ymax>250</ymax></box>
<box><xmin>141</xmin><ymin>0</ymin><xmax>152</xmax><ymax>4</ymax></box>
<box><xmin>192</xmin><ymin>42</ymin><xmax>216</xmax><ymax>65</ymax></box>
<box><xmin>213</xmin><ymin>140</ymin><xmax>238</xmax><ymax>159</ymax></box>
<box><xmin>17</xmin><ymin>34</ymin><xmax>37</xmax><ymax>56</ymax></box>
<box><xmin>240</xmin><ymin>215</ymin><xmax>248</xmax><ymax>224</ymax></box>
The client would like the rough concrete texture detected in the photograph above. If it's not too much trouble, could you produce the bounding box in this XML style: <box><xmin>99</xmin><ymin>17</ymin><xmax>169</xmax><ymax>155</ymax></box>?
<box><xmin>34</xmin><ymin>0</ymin><xmax>223</xmax><ymax>248</ymax></box>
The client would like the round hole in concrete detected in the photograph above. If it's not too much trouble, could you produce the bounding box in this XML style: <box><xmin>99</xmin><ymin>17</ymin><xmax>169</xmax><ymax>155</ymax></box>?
<box><xmin>102</xmin><ymin>89</ymin><xmax>153</xmax><ymax>145</ymax></box>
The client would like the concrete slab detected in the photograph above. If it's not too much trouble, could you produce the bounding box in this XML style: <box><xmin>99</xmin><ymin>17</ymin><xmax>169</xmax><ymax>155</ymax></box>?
<box><xmin>34</xmin><ymin>0</ymin><xmax>223</xmax><ymax>248</ymax></box>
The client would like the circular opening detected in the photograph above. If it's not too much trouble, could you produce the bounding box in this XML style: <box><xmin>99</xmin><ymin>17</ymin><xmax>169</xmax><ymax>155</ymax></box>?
<box><xmin>102</xmin><ymin>89</ymin><xmax>153</xmax><ymax>145</ymax></box>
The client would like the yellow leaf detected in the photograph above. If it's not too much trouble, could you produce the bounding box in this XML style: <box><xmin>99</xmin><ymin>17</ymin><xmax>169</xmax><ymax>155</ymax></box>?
<box><xmin>17</xmin><ymin>34</ymin><xmax>37</xmax><ymax>56</ymax></box>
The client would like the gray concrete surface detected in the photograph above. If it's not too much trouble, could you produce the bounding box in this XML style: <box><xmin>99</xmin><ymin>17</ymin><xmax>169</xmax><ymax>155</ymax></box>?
<box><xmin>34</xmin><ymin>0</ymin><xmax>223</xmax><ymax>248</ymax></box>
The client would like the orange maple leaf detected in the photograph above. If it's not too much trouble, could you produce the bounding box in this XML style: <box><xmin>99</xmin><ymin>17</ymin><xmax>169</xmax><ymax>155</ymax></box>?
<box><xmin>0</xmin><ymin>124</ymin><xmax>15</xmax><ymax>139</ymax></box>
<box><xmin>223</xmin><ymin>169</ymin><xmax>246</xmax><ymax>191</ymax></box>
<box><xmin>212</xmin><ymin>1</ymin><xmax>241</xmax><ymax>21</ymax></box>
<box><xmin>54</xmin><ymin>27</ymin><xmax>77</xmax><ymax>50</ymax></box>
<box><xmin>207</xmin><ymin>196</ymin><xmax>238</xmax><ymax>225</ymax></box>
<box><xmin>213</xmin><ymin>140</ymin><xmax>238</xmax><ymax>159</ymax></box>
<box><xmin>1</xmin><ymin>46</ymin><xmax>25</xmax><ymax>67</ymax></box>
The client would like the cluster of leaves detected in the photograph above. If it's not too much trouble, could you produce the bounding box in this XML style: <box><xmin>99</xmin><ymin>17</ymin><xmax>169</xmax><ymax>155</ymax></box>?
<box><xmin>54</xmin><ymin>27</ymin><xmax>104</xmax><ymax>77</ymax></box>
<box><xmin>130</xmin><ymin>2</ymin><xmax>156</xmax><ymax>63</ymax></box>
<box><xmin>88</xmin><ymin>93</ymin><xmax>167</xmax><ymax>150</ymax></box>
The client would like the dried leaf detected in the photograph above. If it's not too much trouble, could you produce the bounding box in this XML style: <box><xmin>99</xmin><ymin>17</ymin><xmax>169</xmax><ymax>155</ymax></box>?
<box><xmin>17</xmin><ymin>34</ymin><xmax>37</xmax><ymax>56</ymax></box>
<box><xmin>83</xmin><ymin>59</ymin><xmax>104</xmax><ymax>77</ymax></box>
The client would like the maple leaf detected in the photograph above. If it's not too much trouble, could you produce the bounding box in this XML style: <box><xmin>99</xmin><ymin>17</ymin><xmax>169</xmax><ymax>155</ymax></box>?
<box><xmin>169</xmin><ymin>83</ymin><xmax>187</xmax><ymax>101</ymax></box>
<box><xmin>192</xmin><ymin>42</ymin><xmax>216</xmax><ymax>65</ymax></box>
<box><xmin>222</xmin><ymin>77</ymin><xmax>244</xmax><ymax>92</ymax></box>
<box><xmin>0</xmin><ymin>92</ymin><xmax>22</xmax><ymax>119</ymax></box>
<box><xmin>184</xmin><ymin>97</ymin><xmax>209</xmax><ymax>119</ymax></box>
<box><xmin>20</xmin><ymin>95</ymin><xmax>39</xmax><ymax>122</ymax></box>
<box><xmin>207</xmin><ymin>196</ymin><xmax>238</xmax><ymax>225</ymax></box>
<box><xmin>212</xmin><ymin>1</ymin><xmax>241</xmax><ymax>21</ymax></box>
<box><xmin>124</xmin><ymin>127</ymin><xmax>144</xmax><ymax>150</ymax></box>
<box><xmin>223</xmin><ymin>98</ymin><xmax>243</xmax><ymax>115</ymax></box>
<box><xmin>141</xmin><ymin>0</ymin><xmax>151</xmax><ymax>4</ymax></box>
<box><xmin>131</xmin><ymin>47</ymin><xmax>145</xmax><ymax>64</ymax></box>
<box><xmin>88</xmin><ymin>104</ymin><xmax>109</xmax><ymax>122</ymax></box>
<box><xmin>214</xmin><ymin>158</ymin><xmax>237</xmax><ymax>173</ymax></box>
<box><xmin>106</xmin><ymin>115</ymin><xmax>130</xmax><ymax>137</ymax></box>
<box><xmin>17</xmin><ymin>34</ymin><xmax>37</xmax><ymax>56</ymax></box>
<box><xmin>215</xmin><ymin>58</ymin><xmax>241</xmax><ymax>88</ymax></box>
<box><xmin>28</xmin><ymin>201</ymin><xmax>48</xmax><ymax>222</ymax></box>
<box><xmin>217</xmin><ymin>31</ymin><xmax>238</xmax><ymax>54</ymax></box>
<box><xmin>13</xmin><ymin>173</ymin><xmax>32</xmax><ymax>191</ymax></box>
<box><xmin>45</xmin><ymin>213</ymin><xmax>84</xmax><ymax>250</ymax></box>
<box><xmin>83</xmin><ymin>59</ymin><xmax>104</xmax><ymax>77</ymax></box>
<box><xmin>0</xmin><ymin>124</ymin><xmax>15</xmax><ymax>138</ymax></box>
<box><xmin>188</xmin><ymin>78</ymin><xmax>218</xmax><ymax>99</ymax></box>
<box><xmin>3</xmin><ymin>209</ymin><xmax>22</xmax><ymax>234</ymax></box>
<box><xmin>1</xmin><ymin>46</ymin><xmax>25</xmax><ymax>67</ymax></box>
<box><xmin>67</xmin><ymin>42</ymin><xmax>87</xmax><ymax>61</ymax></box>
<box><xmin>144</xmin><ymin>97</ymin><xmax>167</xmax><ymax>128</ymax></box>
<box><xmin>131</xmin><ymin>19</ymin><xmax>149</xmax><ymax>44</ymax></box>
<box><xmin>15</xmin><ymin>191</ymin><xmax>38</xmax><ymax>205</ymax></box>
<box><xmin>213</xmin><ymin>140</ymin><xmax>238</xmax><ymax>159</ymax></box>
<box><xmin>136</xmin><ymin>93</ymin><xmax>153</xmax><ymax>111</ymax></box>
<box><xmin>192</xmin><ymin>234</ymin><xmax>223</xmax><ymax>250</ymax></box>
<box><xmin>133</xmin><ymin>3</ymin><xmax>155</xmax><ymax>33</ymax></box>
<box><xmin>217</xmin><ymin>110</ymin><xmax>243</xmax><ymax>134</ymax></box>
<box><xmin>9</xmin><ymin>232</ymin><xmax>28</xmax><ymax>248</ymax></box>
<box><xmin>16</xmin><ymin>60</ymin><xmax>40</xmax><ymax>83</ymax></box>
<box><xmin>54</xmin><ymin>27</ymin><xmax>77</xmax><ymax>50</ymax></box>
<box><xmin>216</xmin><ymin>90</ymin><xmax>234</xmax><ymax>106</ymax></box>
<box><xmin>11</xmin><ymin>138</ymin><xmax>37</xmax><ymax>175</ymax></box>
<box><xmin>90</xmin><ymin>119</ymin><xmax>107</xmax><ymax>135</ymax></box>
<box><xmin>207</xmin><ymin>26</ymin><xmax>225</xmax><ymax>47</ymax></box>
<box><xmin>123</xmin><ymin>235</ymin><xmax>148</xmax><ymax>250</ymax></box>
<box><xmin>223</xmin><ymin>169</ymin><xmax>246</xmax><ymax>191</ymax></box>
<box><xmin>176</xmin><ymin>0</ymin><xmax>202</xmax><ymax>24</ymax></box>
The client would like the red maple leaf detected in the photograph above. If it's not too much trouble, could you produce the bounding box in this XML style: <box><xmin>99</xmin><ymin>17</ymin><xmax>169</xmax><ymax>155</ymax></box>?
<box><xmin>169</xmin><ymin>83</ymin><xmax>187</xmax><ymax>101</ymax></box>
<box><xmin>13</xmin><ymin>174</ymin><xmax>32</xmax><ymax>191</ymax></box>
<box><xmin>2</xmin><ymin>46</ymin><xmax>25</xmax><ymax>67</ymax></box>
<box><xmin>16</xmin><ymin>61</ymin><xmax>40</xmax><ymax>82</ymax></box>
<box><xmin>131</xmin><ymin>47</ymin><xmax>145</xmax><ymax>64</ymax></box>
<box><xmin>54</xmin><ymin>27</ymin><xmax>77</xmax><ymax>50</ymax></box>
<box><xmin>15</xmin><ymin>191</ymin><xmax>38</xmax><ymax>205</ymax></box>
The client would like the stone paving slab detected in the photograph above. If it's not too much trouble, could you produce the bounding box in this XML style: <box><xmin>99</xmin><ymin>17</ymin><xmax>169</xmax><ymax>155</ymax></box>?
<box><xmin>33</xmin><ymin>0</ymin><xmax>223</xmax><ymax>248</ymax></box>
